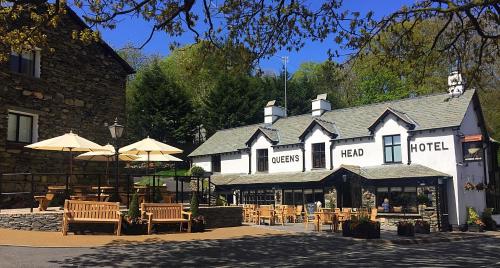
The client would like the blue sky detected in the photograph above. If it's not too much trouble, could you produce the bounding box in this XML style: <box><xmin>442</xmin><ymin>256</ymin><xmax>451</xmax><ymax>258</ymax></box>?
<box><xmin>96</xmin><ymin>1</ymin><xmax>414</xmax><ymax>73</ymax></box>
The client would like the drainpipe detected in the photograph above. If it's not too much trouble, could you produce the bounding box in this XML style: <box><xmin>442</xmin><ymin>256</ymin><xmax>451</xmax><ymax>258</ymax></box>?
<box><xmin>248</xmin><ymin>148</ymin><xmax>252</xmax><ymax>174</ymax></box>
<box><xmin>407</xmin><ymin>132</ymin><xmax>413</xmax><ymax>165</ymax></box>
<box><xmin>301</xmin><ymin>143</ymin><xmax>305</xmax><ymax>172</ymax></box>
<box><xmin>329</xmin><ymin>141</ymin><xmax>334</xmax><ymax>170</ymax></box>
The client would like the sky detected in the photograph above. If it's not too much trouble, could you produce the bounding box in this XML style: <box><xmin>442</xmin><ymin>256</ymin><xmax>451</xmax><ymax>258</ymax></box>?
<box><xmin>93</xmin><ymin>1</ymin><xmax>414</xmax><ymax>73</ymax></box>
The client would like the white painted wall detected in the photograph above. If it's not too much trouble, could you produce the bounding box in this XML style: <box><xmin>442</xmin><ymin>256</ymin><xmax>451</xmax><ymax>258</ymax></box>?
<box><xmin>192</xmin><ymin>155</ymin><xmax>211</xmax><ymax>172</ymax></box>
<box><xmin>269</xmin><ymin>145</ymin><xmax>303</xmax><ymax>173</ymax></box>
<box><xmin>221</xmin><ymin>152</ymin><xmax>249</xmax><ymax>174</ymax></box>
<box><xmin>250</xmin><ymin>133</ymin><xmax>272</xmax><ymax>174</ymax></box>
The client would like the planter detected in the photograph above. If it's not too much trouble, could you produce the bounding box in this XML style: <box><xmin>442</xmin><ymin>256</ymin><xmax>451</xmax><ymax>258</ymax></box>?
<box><xmin>397</xmin><ymin>223</ymin><xmax>415</xmax><ymax>237</ymax></box>
<box><xmin>415</xmin><ymin>221</ymin><xmax>430</xmax><ymax>234</ymax></box>
<box><xmin>191</xmin><ymin>220</ymin><xmax>205</xmax><ymax>232</ymax></box>
<box><xmin>351</xmin><ymin>221</ymin><xmax>380</xmax><ymax>239</ymax></box>
<box><xmin>467</xmin><ymin>224</ymin><xmax>484</xmax><ymax>232</ymax></box>
<box><xmin>123</xmin><ymin>222</ymin><xmax>147</xmax><ymax>235</ymax></box>
<box><xmin>342</xmin><ymin>221</ymin><xmax>353</xmax><ymax>237</ymax></box>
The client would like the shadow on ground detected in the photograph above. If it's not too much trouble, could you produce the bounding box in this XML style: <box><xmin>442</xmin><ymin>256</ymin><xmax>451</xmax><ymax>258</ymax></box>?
<box><xmin>49</xmin><ymin>232</ymin><xmax>500</xmax><ymax>267</ymax></box>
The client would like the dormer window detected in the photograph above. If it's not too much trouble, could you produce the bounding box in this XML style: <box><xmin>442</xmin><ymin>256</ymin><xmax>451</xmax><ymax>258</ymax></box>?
<box><xmin>211</xmin><ymin>154</ymin><xmax>221</xmax><ymax>173</ymax></box>
<box><xmin>257</xmin><ymin>149</ymin><xmax>269</xmax><ymax>172</ymax></box>
<box><xmin>383</xmin><ymin>135</ymin><xmax>402</xmax><ymax>163</ymax></box>
<box><xmin>312</xmin><ymin>142</ymin><xmax>326</xmax><ymax>168</ymax></box>
<box><xmin>9</xmin><ymin>50</ymin><xmax>41</xmax><ymax>78</ymax></box>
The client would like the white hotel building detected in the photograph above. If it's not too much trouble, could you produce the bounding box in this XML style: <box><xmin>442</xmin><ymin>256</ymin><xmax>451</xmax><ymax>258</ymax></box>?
<box><xmin>189</xmin><ymin>71</ymin><xmax>499</xmax><ymax>229</ymax></box>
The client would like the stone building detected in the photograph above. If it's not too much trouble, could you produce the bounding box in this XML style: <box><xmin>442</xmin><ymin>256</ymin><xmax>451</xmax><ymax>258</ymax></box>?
<box><xmin>0</xmin><ymin>9</ymin><xmax>134</xmax><ymax>174</ymax></box>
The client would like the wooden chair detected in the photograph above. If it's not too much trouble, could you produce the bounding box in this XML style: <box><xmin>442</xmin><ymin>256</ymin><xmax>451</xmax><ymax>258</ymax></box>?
<box><xmin>162</xmin><ymin>194</ymin><xmax>174</xmax><ymax>203</ymax></box>
<box><xmin>34</xmin><ymin>193</ymin><xmax>55</xmax><ymax>211</ymax></box>
<box><xmin>318</xmin><ymin>211</ymin><xmax>336</xmax><ymax>232</ymax></box>
<box><xmin>304</xmin><ymin>204</ymin><xmax>317</xmax><ymax>231</ymax></box>
<box><xmin>258</xmin><ymin>205</ymin><xmax>275</xmax><ymax>225</ymax></box>
<box><xmin>284</xmin><ymin>205</ymin><xmax>296</xmax><ymax>223</ymax></box>
<box><xmin>370</xmin><ymin>207</ymin><xmax>378</xmax><ymax>222</ymax></box>
<box><xmin>141</xmin><ymin>203</ymin><xmax>192</xmax><ymax>234</ymax></box>
<box><xmin>62</xmin><ymin>200</ymin><xmax>122</xmax><ymax>236</ymax></box>
<box><xmin>295</xmin><ymin>205</ymin><xmax>303</xmax><ymax>222</ymax></box>
<box><xmin>274</xmin><ymin>205</ymin><xmax>286</xmax><ymax>226</ymax></box>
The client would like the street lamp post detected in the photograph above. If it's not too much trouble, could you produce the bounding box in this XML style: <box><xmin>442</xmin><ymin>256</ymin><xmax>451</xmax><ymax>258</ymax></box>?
<box><xmin>108</xmin><ymin>118</ymin><xmax>124</xmax><ymax>202</ymax></box>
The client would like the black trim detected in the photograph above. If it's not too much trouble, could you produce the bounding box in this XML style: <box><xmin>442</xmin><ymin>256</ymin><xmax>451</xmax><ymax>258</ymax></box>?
<box><xmin>407</xmin><ymin>133</ymin><xmax>412</xmax><ymax>165</ymax></box>
<box><xmin>7</xmin><ymin>112</ymin><xmax>34</xmax><ymax>143</ymax></box>
<box><xmin>301</xmin><ymin>144</ymin><xmax>305</xmax><ymax>172</ymax></box>
<box><xmin>298</xmin><ymin>119</ymin><xmax>337</xmax><ymax>141</ymax></box>
<box><xmin>329</xmin><ymin>141</ymin><xmax>334</xmax><ymax>170</ymax></box>
<box><xmin>383</xmin><ymin>134</ymin><xmax>402</xmax><ymax>164</ymax></box>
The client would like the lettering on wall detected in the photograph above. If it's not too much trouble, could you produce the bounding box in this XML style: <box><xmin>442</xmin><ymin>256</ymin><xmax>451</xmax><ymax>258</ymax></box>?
<box><xmin>272</xmin><ymin>155</ymin><xmax>300</xmax><ymax>164</ymax></box>
<box><xmin>410</xmin><ymin>141</ymin><xmax>449</xmax><ymax>152</ymax></box>
<box><xmin>341</xmin><ymin>149</ymin><xmax>364</xmax><ymax>158</ymax></box>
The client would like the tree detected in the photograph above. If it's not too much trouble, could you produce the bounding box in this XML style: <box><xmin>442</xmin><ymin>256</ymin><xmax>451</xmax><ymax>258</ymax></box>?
<box><xmin>1</xmin><ymin>1</ymin><xmax>497</xmax><ymax>76</ymax></box>
<box><xmin>202</xmin><ymin>74</ymin><xmax>264</xmax><ymax>135</ymax></box>
<box><xmin>127</xmin><ymin>60</ymin><xmax>198</xmax><ymax>147</ymax></box>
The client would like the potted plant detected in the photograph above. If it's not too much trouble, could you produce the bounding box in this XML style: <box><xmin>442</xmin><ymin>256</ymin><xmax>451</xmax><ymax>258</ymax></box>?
<box><xmin>342</xmin><ymin>220</ymin><xmax>353</xmax><ymax>237</ymax></box>
<box><xmin>481</xmin><ymin>208</ymin><xmax>498</xmax><ymax>231</ymax></box>
<box><xmin>414</xmin><ymin>220</ymin><xmax>431</xmax><ymax>234</ymax></box>
<box><xmin>466</xmin><ymin>207</ymin><xmax>485</xmax><ymax>232</ymax></box>
<box><xmin>123</xmin><ymin>193</ymin><xmax>147</xmax><ymax>235</ymax></box>
<box><xmin>397</xmin><ymin>221</ymin><xmax>415</xmax><ymax>236</ymax></box>
<box><xmin>350</xmin><ymin>215</ymin><xmax>380</xmax><ymax>239</ymax></box>
<box><xmin>190</xmin><ymin>193</ymin><xmax>205</xmax><ymax>232</ymax></box>
<box><xmin>475</xmin><ymin>182</ymin><xmax>485</xmax><ymax>191</ymax></box>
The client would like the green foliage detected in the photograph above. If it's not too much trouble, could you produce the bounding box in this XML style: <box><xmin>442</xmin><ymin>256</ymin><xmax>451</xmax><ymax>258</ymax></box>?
<box><xmin>216</xmin><ymin>195</ymin><xmax>228</xmax><ymax>206</ymax></box>
<box><xmin>128</xmin><ymin>193</ymin><xmax>140</xmax><ymax>219</ymax></box>
<box><xmin>190</xmin><ymin>193</ymin><xmax>199</xmax><ymax>217</ymax></box>
<box><xmin>466</xmin><ymin>207</ymin><xmax>482</xmax><ymax>225</ymax></box>
<box><xmin>481</xmin><ymin>208</ymin><xmax>497</xmax><ymax>231</ymax></box>
<box><xmin>127</xmin><ymin>60</ymin><xmax>198</xmax><ymax>145</ymax></box>
<box><xmin>189</xmin><ymin>166</ymin><xmax>205</xmax><ymax>178</ymax></box>
<box><xmin>417</xmin><ymin>194</ymin><xmax>431</xmax><ymax>205</ymax></box>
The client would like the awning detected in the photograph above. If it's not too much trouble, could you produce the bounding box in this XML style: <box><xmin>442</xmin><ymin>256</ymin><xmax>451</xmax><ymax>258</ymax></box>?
<box><xmin>337</xmin><ymin>164</ymin><xmax>451</xmax><ymax>180</ymax></box>
<box><xmin>211</xmin><ymin>170</ymin><xmax>335</xmax><ymax>186</ymax></box>
<box><xmin>462</xmin><ymin>134</ymin><xmax>482</xmax><ymax>142</ymax></box>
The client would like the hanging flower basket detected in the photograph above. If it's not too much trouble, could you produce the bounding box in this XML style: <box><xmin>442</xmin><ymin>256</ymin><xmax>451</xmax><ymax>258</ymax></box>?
<box><xmin>464</xmin><ymin>182</ymin><xmax>475</xmax><ymax>191</ymax></box>
<box><xmin>475</xmin><ymin>182</ymin><xmax>485</xmax><ymax>191</ymax></box>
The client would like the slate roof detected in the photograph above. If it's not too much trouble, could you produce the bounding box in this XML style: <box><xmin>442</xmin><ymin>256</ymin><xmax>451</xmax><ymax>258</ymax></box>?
<box><xmin>211</xmin><ymin>164</ymin><xmax>450</xmax><ymax>186</ymax></box>
<box><xmin>189</xmin><ymin>90</ymin><xmax>475</xmax><ymax>157</ymax></box>
<box><xmin>211</xmin><ymin>170</ymin><xmax>335</xmax><ymax>186</ymax></box>
<box><xmin>339</xmin><ymin>164</ymin><xmax>451</xmax><ymax>180</ymax></box>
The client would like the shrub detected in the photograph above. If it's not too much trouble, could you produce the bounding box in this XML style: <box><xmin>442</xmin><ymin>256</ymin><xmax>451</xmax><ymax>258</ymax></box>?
<box><xmin>216</xmin><ymin>195</ymin><xmax>228</xmax><ymax>206</ymax></box>
<box><xmin>466</xmin><ymin>207</ymin><xmax>485</xmax><ymax>226</ymax></box>
<box><xmin>189</xmin><ymin>166</ymin><xmax>205</xmax><ymax>178</ymax></box>
<box><xmin>481</xmin><ymin>208</ymin><xmax>497</xmax><ymax>231</ymax></box>
<box><xmin>191</xmin><ymin>193</ymin><xmax>199</xmax><ymax>217</ymax></box>
<box><xmin>128</xmin><ymin>193</ymin><xmax>140</xmax><ymax>220</ymax></box>
<box><xmin>417</xmin><ymin>194</ymin><xmax>431</xmax><ymax>205</ymax></box>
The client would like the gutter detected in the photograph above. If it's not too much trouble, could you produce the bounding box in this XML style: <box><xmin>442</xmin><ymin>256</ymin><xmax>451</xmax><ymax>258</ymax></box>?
<box><xmin>330</xmin><ymin>141</ymin><xmax>334</xmax><ymax>170</ymax></box>
<box><xmin>301</xmin><ymin>143</ymin><xmax>305</xmax><ymax>172</ymax></box>
<box><xmin>407</xmin><ymin>132</ymin><xmax>413</xmax><ymax>165</ymax></box>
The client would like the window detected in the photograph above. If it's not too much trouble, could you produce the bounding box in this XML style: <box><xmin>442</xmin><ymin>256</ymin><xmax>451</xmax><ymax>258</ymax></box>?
<box><xmin>7</xmin><ymin>112</ymin><xmax>34</xmax><ymax>143</ymax></box>
<box><xmin>257</xmin><ymin>149</ymin><xmax>268</xmax><ymax>172</ymax></box>
<box><xmin>9</xmin><ymin>50</ymin><xmax>41</xmax><ymax>78</ymax></box>
<box><xmin>376</xmin><ymin>186</ymin><xmax>417</xmax><ymax>213</ymax></box>
<box><xmin>211</xmin><ymin>154</ymin><xmax>221</xmax><ymax>173</ymax></box>
<box><xmin>383</xmin><ymin>135</ymin><xmax>402</xmax><ymax>163</ymax></box>
<box><xmin>463</xmin><ymin>141</ymin><xmax>483</xmax><ymax>161</ymax></box>
<box><xmin>312</xmin><ymin>142</ymin><xmax>326</xmax><ymax>168</ymax></box>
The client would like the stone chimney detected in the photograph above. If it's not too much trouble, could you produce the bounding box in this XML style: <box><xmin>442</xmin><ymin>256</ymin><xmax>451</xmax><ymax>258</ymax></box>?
<box><xmin>264</xmin><ymin>100</ymin><xmax>285</xmax><ymax>124</ymax></box>
<box><xmin>448</xmin><ymin>60</ymin><xmax>465</xmax><ymax>97</ymax></box>
<box><xmin>311</xmin><ymin>93</ymin><xmax>331</xmax><ymax>116</ymax></box>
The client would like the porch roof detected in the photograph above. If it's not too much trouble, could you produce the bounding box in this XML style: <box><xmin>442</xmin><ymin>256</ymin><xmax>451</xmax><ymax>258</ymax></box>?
<box><xmin>211</xmin><ymin>170</ymin><xmax>334</xmax><ymax>186</ymax></box>
<box><xmin>337</xmin><ymin>164</ymin><xmax>451</xmax><ymax>180</ymax></box>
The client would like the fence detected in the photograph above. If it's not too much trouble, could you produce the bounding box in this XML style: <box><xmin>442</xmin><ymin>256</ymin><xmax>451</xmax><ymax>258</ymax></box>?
<box><xmin>0</xmin><ymin>172</ymin><xmax>215</xmax><ymax>212</ymax></box>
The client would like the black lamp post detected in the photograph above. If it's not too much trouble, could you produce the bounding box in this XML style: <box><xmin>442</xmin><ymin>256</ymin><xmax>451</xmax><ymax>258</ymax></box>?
<box><xmin>108</xmin><ymin>118</ymin><xmax>124</xmax><ymax>202</ymax></box>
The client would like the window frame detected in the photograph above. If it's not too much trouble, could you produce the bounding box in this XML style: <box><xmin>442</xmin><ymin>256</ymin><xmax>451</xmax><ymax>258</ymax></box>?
<box><xmin>7</xmin><ymin>112</ymin><xmax>34</xmax><ymax>143</ymax></box>
<box><xmin>462</xmin><ymin>141</ymin><xmax>483</xmax><ymax>161</ymax></box>
<box><xmin>9</xmin><ymin>50</ymin><xmax>41</xmax><ymax>78</ymax></box>
<box><xmin>211</xmin><ymin>154</ymin><xmax>221</xmax><ymax>173</ymax></box>
<box><xmin>376</xmin><ymin>186</ymin><xmax>418</xmax><ymax>214</ymax></box>
<box><xmin>311</xmin><ymin>142</ymin><xmax>326</xmax><ymax>169</ymax></box>
<box><xmin>383</xmin><ymin>134</ymin><xmax>402</xmax><ymax>164</ymax></box>
<box><xmin>256</xmin><ymin>149</ymin><xmax>269</xmax><ymax>172</ymax></box>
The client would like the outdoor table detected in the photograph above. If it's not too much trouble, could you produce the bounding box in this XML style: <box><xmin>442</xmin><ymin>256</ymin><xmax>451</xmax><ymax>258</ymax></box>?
<box><xmin>47</xmin><ymin>185</ymin><xmax>66</xmax><ymax>192</ymax></box>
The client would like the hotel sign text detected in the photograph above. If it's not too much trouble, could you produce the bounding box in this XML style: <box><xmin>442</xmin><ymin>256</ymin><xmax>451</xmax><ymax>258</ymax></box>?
<box><xmin>410</xmin><ymin>141</ymin><xmax>449</xmax><ymax>152</ymax></box>
<box><xmin>341</xmin><ymin>149</ymin><xmax>364</xmax><ymax>158</ymax></box>
<box><xmin>272</xmin><ymin>155</ymin><xmax>300</xmax><ymax>164</ymax></box>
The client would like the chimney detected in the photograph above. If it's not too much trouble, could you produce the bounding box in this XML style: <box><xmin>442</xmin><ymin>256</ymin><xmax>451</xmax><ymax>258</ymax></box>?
<box><xmin>448</xmin><ymin>60</ymin><xmax>465</xmax><ymax>97</ymax></box>
<box><xmin>264</xmin><ymin>100</ymin><xmax>285</xmax><ymax>124</ymax></box>
<box><xmin>311</xmin><ymin>93</ymin><xmax>331</xmax><ymax>116</ymax></box>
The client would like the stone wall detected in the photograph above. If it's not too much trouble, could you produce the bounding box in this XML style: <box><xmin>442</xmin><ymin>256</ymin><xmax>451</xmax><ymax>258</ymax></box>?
<box><xmin>0</xmin><ymin>211</ymin><xmax>62</xmax><ymax>231</ymax></box>
<box><xmin>0</xmin><ymin>11</ymin><xmax>130</xmax><ymax>183</ymax></box>
<box><xmin>199</xmin><ymin>206</ymin><xmax>242</xmax><ymax>228</ymax></box>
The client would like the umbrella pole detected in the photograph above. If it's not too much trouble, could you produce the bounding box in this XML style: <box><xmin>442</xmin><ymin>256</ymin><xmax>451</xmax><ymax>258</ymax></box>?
<box><xmin>106</xmin><ymin>158</ymin><xmax>110</xmax><ymax>185</ymax></box>
<box><xmin>66</xmin><ymin>148</ymin><xmax>73</xmax><ymax>200</ymax></box>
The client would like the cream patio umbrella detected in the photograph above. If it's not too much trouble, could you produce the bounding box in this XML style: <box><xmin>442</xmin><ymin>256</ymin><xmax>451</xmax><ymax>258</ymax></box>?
<box><xmin>25</xmin><ymin>131</ymin><xmax>107</xmax><ymax>185</ymax></box>
<box><xmin>75</xmin><ymin>144</ymin><xmax>139</xmax><ymax>184</ymax></box>
<box><xmin>119</xmin><ymin>137</ymin><xmax>183</xmax><ymax>201</ymax></box>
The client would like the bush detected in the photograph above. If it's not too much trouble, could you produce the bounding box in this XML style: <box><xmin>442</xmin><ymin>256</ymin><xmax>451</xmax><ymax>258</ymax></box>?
<box><xmin>417</xmin><ymin>194</ymin><xmax>431</xmax><ymax>205</ymax></box>
<box><xmin>415</xmin><ymin>220</ymin><xmax>431</xmax><ymax>234</ymax></box>
<box><xmin>190</xmin><ymin>193</ymin><xmax>199</xmax><ymax>217</ymax></box>
<box><xmin>397</xmin><ymin>221</ymin><xmax>415</xmax><ymax>236</ymax></box>
<box><xmin>481</xmin><ymin>208</ymin><xmax>498</xmax><ymax>231</ymax></box>
<box><xmin>466</xmin><ymin>207</ymin><xmax>485</xmax><ymax>227</ymax></box>
<box><xmin>216</xmin><ymin>195</ymin><xmax>228</xmax><ymax>206</ymax></box>
<box><xmin>128</xmin><ymin>193</ymin><xmax>140</xmax><ymax>220</ymax></box>
<box><xmin>189</xmin><ymin>166</ymin><xmax>205</xmax><ymax>178</ymax></box>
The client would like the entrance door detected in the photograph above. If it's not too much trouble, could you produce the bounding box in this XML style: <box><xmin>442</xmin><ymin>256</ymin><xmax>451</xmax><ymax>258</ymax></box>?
<box><xmin>437</xmin><ymin>182</ymin><xmax>449</xmax><ymax>231</ymax></box>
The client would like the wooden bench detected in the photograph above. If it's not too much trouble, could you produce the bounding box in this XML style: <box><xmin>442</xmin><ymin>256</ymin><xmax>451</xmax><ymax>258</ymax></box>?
<box><xmin>141</xmin><ymin>203</ymin><xmax>192</xmax><ymax>234</ymax></box>
<box><xmin>34</xmin><ymin>193</ymin><xmax>55</xmax><ymax>211</ymax></box>
<box><xmin>62</xmin><ymin>200</ymin><xmax>122</xmax><ymax>236</ymax></box>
